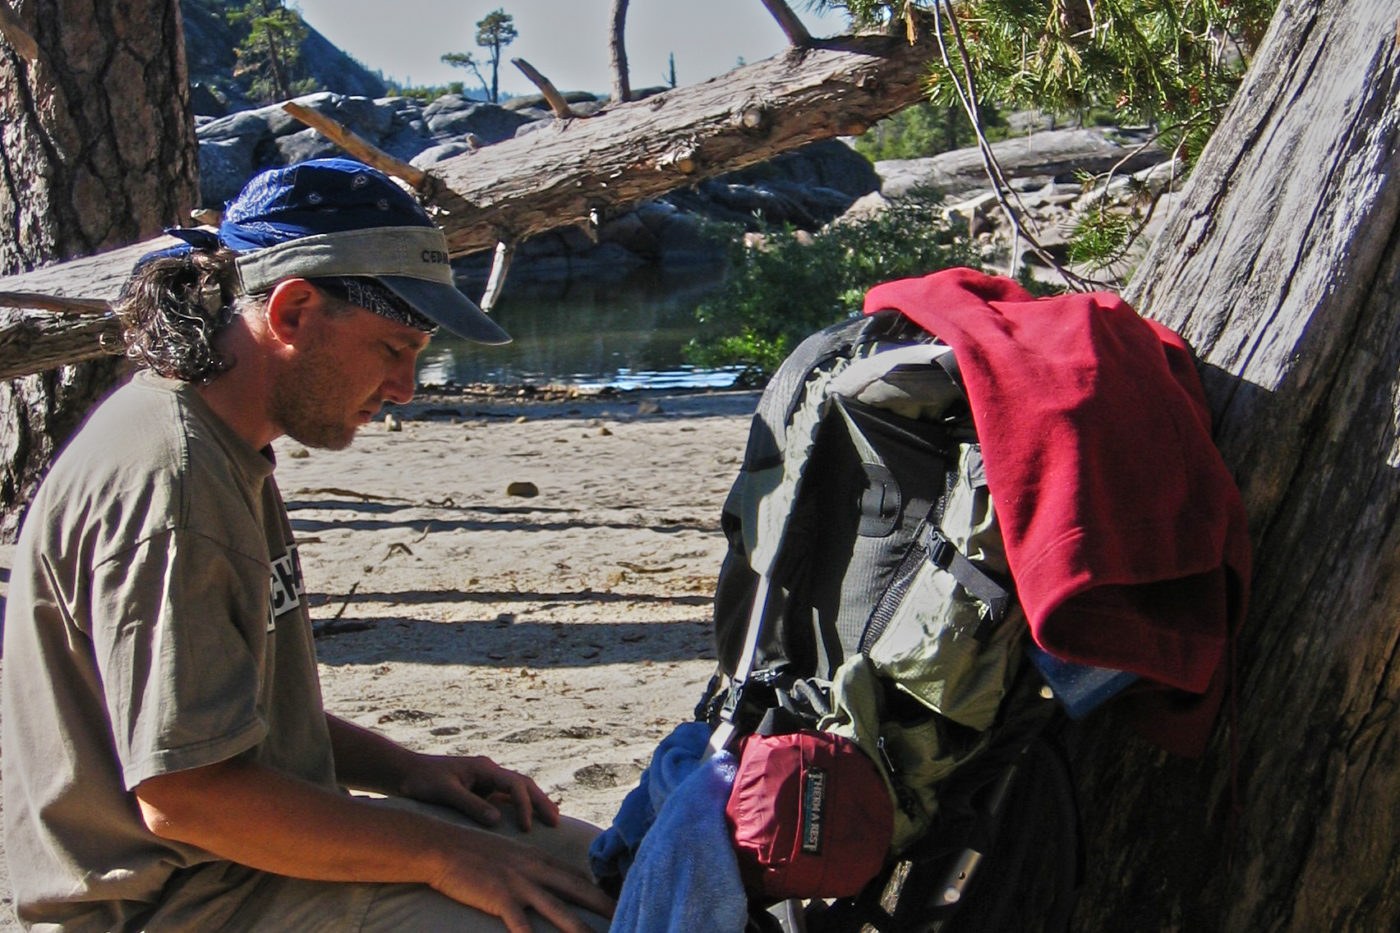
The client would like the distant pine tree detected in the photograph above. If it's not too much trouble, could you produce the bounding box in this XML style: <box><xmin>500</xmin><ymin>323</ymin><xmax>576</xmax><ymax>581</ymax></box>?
<box><xmin>227</xmin><ymin>0</ymin><xmax>315</xmax><ymax>102</ymax></box>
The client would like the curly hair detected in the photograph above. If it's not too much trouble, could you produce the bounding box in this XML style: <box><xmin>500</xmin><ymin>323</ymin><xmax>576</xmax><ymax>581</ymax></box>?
<box><xmin>113</xmin><ymin>247</ymin><xmax>260</xmax><ymax>383</ymax></box>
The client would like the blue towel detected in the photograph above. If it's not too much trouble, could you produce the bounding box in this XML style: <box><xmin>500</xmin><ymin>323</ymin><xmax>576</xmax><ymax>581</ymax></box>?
<box><xmin>590</xmin><ymin>721</ymin><xmax>713</xmax><ymax>881</ymax></box>
<box><xmin>609</xmin><ymin>750</ymin><xmax>747</xmax><ymax>933</ymax></box>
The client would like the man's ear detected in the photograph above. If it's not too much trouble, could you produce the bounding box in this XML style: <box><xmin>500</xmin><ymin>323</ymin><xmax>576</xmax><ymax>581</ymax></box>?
<box><xmin>263</xmin><ymin>279</ymin><xmax>322</xmax><ymax>347</ymax></box>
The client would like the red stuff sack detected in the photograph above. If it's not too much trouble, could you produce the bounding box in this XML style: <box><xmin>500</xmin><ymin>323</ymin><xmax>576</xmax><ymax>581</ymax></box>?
<box><xmin>725</xmin><ymin>730</ymin><xmax>894</xmax><ymax>900</ymax></box>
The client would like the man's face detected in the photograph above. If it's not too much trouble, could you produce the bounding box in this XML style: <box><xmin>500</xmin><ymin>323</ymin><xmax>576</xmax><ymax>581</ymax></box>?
<box><xmin>270</xmin><ymin>296</ymin><xmax>431</xmax><ymax>451</ymax></box>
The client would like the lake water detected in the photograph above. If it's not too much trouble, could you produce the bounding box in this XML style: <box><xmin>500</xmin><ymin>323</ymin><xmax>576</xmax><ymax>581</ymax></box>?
<box><xmin>416</xmin><ymin>267</ymin><xmax>741</xmax><ymax>390</ymax></box>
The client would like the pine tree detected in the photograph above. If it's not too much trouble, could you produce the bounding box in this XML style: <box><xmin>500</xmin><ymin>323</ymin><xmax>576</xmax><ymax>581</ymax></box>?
<box><xmin>228</xmin><ymin>0</ymin><xmax>312</xmax><ymax>103</ymax></box>
<box><xmin>474</xmin><ymin>8</ymin><xmax>518</xmax><ymax>103</ymax></box>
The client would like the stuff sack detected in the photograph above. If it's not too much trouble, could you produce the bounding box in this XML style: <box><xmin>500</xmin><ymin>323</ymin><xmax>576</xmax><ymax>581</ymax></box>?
<box><xmin>726</xmin><ymin>729</ymin><xmax>894</xmax><ymax>900</ymax></box>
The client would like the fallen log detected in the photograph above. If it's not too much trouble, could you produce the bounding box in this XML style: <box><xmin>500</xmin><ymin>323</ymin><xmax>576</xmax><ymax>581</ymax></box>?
<box><xmin>427</xmin><ymin>29</ymin><xmax>936</xmax><ymax>255</ymax></box>
<box><xmin>876</xmin><ymin>127</ymin><xmax>1168</xmax><ymax>199</ymax></box>
<box><xmin>0</xmin><ymin>25</ymin><xmax>942</xmax><ymax>378</ymax></box>
<box><xmin>0</xmin><ymin>238</ymin><xmax>174</xmax><ymax>379</ymax></box>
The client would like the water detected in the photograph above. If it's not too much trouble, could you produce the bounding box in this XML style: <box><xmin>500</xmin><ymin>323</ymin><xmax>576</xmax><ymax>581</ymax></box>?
<box><xmin>416</xmin><ymin>267</ymin><xmax>742</xmax><ymax>390</ymax></box>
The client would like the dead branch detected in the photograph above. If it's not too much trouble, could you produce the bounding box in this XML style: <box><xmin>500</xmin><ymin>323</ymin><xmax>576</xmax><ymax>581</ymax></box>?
<box><xmin>759</xmin><ymin>0</ymin><xmax>813</xmax><ymax>47</ymax></box>
<box><xmin>480</xmin><ymin>242</ymin><xmax>515</xmax><ymax>313</ymax></box>
<box><xmin>0</xmin><ymin>312</ymin><xmax>120</xmax><ymax>380</ymax></box>
<box><xmin>282</xmin><ymin>101</ymin><xmax>430</xmax><ymax>192</ymax></box>
<box><xmin>511</xmin><ymin>58</ymin><xmax>575</xmax><ymax>118</ymax></box>
<box><xmin>0</xmin><ymin>292</ymin><xmax>110</xmax><ymax>315</ymax></box>
<box><xmin>610</xmin><ymin>0</ymin><xmax>632</xmax><ymax>103</ymax></box>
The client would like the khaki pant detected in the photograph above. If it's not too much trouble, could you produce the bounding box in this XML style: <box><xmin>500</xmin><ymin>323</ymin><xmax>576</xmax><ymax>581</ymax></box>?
<box><xmin>144</xmin><ymin>802</ymin><xmax>610</xmax><ymax>933</ymax></box>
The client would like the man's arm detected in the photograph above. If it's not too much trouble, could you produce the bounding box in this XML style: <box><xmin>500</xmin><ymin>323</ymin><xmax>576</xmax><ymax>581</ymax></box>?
<box><xmin>134</xmin><ymin>757</ymin><xmax>612</xmax><ymax>933</ymax></box>
<box><xmin>324</xmin><ymin>713</ymin><xmax>561</xmax><ymax>831</ymax></box>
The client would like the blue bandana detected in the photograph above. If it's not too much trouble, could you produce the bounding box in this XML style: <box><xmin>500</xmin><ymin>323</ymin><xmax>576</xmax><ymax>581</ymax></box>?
<box><xmin>141</xmin><ymin>159</ymin><xmax>510</xmax><ymax>345</ymax></box>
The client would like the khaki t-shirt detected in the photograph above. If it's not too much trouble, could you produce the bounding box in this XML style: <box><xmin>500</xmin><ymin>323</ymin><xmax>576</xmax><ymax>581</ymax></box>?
<box><xmin>2</xmin><ymin>372</ymin><xmax>337</xmax><ymax>931</ymax></box>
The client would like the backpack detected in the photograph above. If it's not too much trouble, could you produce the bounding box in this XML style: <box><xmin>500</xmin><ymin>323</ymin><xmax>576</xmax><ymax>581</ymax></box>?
<box><xmin>686</xmin><ymin>268</ymin><xmax>1250</xmax><ymax>932</ymax></box>
<box><xmin>698</xmin><ymin>307</ymin><xmax>1039</xmax><ymax>854</ymax></box>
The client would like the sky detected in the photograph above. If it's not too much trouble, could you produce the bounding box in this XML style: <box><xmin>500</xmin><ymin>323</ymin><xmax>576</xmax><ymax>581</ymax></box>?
<box><xmin>294</xmin><ymin>0</ymin><xmax>852</xmax><ymax>98</ymax></box>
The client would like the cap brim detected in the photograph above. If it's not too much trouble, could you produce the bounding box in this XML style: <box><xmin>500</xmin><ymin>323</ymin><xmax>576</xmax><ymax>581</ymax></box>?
<box><xmin>378</xmin><ymin>275</ymin><xmax>512</xmax><ymax>345</ymax></box>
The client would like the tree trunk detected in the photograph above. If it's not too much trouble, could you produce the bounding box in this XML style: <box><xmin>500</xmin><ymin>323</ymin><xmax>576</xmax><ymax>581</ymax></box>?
<box><xmin>609</xmin><ymin>0</ymin><xmax>630</xmax><ymax>104</ymax></box>
<box><xmin>1068</xmin><ymin>1</ymin><xmax>1400</xmax><ymax>930</ymax></box>
<box><xmin>0</xmin><ymin>0</ymin><xmax>197</xmax><ymax>539</ymax></box>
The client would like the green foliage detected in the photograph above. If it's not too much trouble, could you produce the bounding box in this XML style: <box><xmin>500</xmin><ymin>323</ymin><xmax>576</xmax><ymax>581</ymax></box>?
<box><xmin>822</xmin><ymin>0</ymin><xmax>1276</xmax><ymax>162</ymax></box>
<box><xmin>686</xmin><ymin>196</ymin><xmax>980</xmax><ymax>382</ymax></box>
<box><xmin>1067</xmin><ymin>203</ymin><xmax>1136</xmax><ymax>268</ymax></box>
<box><xmin>389</xmin><ymin>80</ymin><xmax>470</xmax><ymax>103</ymax></box>
<box><xmin>444</xmin><ymin>8</ymin><xmax>518</xmax><ymax>103</ymax></box>
<box><xmin>476</xmin><ymin>8</ymin><xmax>518</xmax><ymax>103</ymax></box>
<box><xmin>854</xmin><ymin>102</ymin><xmax>1009</xmax><ymax>161</ymax></box>
<box><xmin>441</xmin><ymin>50</ymin><xmax>492</xmax><ymax>100</ymax></box>
<box><xmin>227</xmin><ymin>0</ymin><xmax>310</xmax><ymax>103</ymax></box>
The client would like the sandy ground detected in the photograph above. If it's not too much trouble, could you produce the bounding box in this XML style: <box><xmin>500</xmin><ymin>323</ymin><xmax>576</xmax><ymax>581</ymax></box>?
<box><xmin>0</xmin><ymin>384</ymin><xmax>759</xmax><ymax>930</ymax></box>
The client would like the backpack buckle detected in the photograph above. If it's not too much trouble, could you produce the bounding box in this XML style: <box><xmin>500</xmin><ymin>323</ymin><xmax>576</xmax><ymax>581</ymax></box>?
<box><xmin>925</xmin><ymin>528</ymin><xmax>956</xmax><ymax>569</ymax></box>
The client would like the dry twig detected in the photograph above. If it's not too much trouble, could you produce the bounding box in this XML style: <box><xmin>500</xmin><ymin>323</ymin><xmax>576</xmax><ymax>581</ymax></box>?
<box><xmin>282</xmin><ymin>101</ymin><xmax>431</xmax><ymax>192</ymax></box>
<box><xmin>512</xmin><ymin>58</ymin><xmax>575</xmax><ymax>118</ymax></box>
<box><xmin>0</xmin><ymin>291</ymin><xmax>110</xmax><ymax>316</ymax></box>
<box><xmin>759</xmin><ymin>0</ymin><xmax>812</xmax><ymax>47</ymax></box>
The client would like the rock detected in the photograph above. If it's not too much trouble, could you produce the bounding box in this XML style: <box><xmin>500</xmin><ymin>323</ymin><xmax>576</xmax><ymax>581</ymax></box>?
<box><xmin>296</xmin><ymin>27</ymin><xmax>387</xmax><ymax>100</ymax></box>
<box><xmin>196</xmin><ymin>108</ymin><xmax>272</xmax><ymax>142</ymax></box>
<box><xmin>510</xmin><ymin>111</ymin><xmax>555</xmax><ymax>134</ymax></box>
<box><xmin>379</xmin><ymin>122</ymin><xmax>436</xmax><ymax>161</ymax></box>
<box><xmin>273</xmin><ymin>127</ymin><xmax>342</xmax><ymax>166</ymax></box>
<box><xmin>410</xmin><ymin>142</ymin><xmax>474</xmax><ymax>170</ymax></box>
<box><xmin>506</xmin><ymin>481</ymin><xmax>540</xmax><ymax>498</ymax></box>
<box><xmin>597</xmin><ymin>212</ymin><xmax>659</xmax><ymax>257</ymax></box>
<box><xmin>423</xmin><ymin>99</ymin><xmax>532</xmax><ymax>144</ymax></box>
<box><xmin>189</xmin><ymin>82</ymin><xmax>228</xmax><ymax>118</ymax></box>
<box><xmin>658</xmin><ymin>139</ymin><xmax>880</xmax><ymax>232</ymax></box>
<box><xmin>569</xmin><ymin>242</ymin><xmax>648</xmax><ymax>280</ymax></box>
<box><xmin>503</xmin><ymin>91</ymin><xmax>602</xmax><ymax>112</ymax></box>
<box><xmin>832</xmin><ymin>191</ymin><xmax>892</xmax><ymax>226</ymax></box>
<box><xmin>267</xmin><ymin>92</ymin><xmax>393</xmax><ymax>140</ymax></box>
<box><xmin>739</xmin><ymin>139</ymin><xmax>881</xmax><ymax>199</ymax></box>
<box><xmin>180</xmin><ymin>0</ymin><xmax>385</xmax><ymax>113</ymax></box>
<box><xmin>197</xmin><ymin>135</ymin><xmax>260</xmax><ymax>207</ymax></box>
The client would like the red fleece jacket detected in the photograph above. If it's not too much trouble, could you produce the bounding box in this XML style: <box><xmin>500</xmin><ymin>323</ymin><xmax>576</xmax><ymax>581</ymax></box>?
<box><xmin>864</xmin><ymin>268</ymin><xmax>1250</xmax><ymax>754</ymax></box>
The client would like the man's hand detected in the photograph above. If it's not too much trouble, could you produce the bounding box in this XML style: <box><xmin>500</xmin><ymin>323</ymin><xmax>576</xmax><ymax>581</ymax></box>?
<box><xmin>136</xmin><ymin>758</ymin><xmax>613</xmax><ymax>933</ymax></box>
<box><xmin>326</xmin><ymin>714</ymin><xmax>560</xmax><ymax>830</ymax></box>
<box><xmin>398</xmin><ymin>753</ymin><xmax>561</xmax><ymax>831</ymax></box>
<box><xmin>429</xmin><ymin>830</ymin><xmax>613</xmax><ymax>933</ymax></box>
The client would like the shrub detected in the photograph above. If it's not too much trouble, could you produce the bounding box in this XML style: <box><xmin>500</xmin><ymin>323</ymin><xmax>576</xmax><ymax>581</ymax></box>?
<box><xmin>686</xmin><ymin>195</ymin><xmax>980</xmax><ymax>383</ymax></box>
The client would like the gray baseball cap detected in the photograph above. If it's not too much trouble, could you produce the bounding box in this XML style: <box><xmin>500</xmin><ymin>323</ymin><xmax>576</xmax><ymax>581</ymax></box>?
<box><xmin>214</xmin><ymin>158</ymin><xmax>510</xmax><ymax>345</ymax></box>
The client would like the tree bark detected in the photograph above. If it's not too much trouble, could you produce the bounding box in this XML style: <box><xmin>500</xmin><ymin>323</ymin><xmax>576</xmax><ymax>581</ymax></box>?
<box><xmin>609</xmin><ymin>0</ymin><xmax>630</xmax><ymax>104</ymax></box>
<box><xmin>0</xmin><ymin>0</ymin><xmax>197</xmax><ymax>539</ymax></box>
<box><xmin>1067</xmin><ymin>1</ymin><xmax>1400</xmax><ymax>930</ymax></box>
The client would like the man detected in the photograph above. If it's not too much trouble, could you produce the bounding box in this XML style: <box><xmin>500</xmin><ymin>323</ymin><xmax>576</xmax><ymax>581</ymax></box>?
<box><xmin>1</xmin><ymin>159</ymin><xmax>614</xmax><ymax>932</ymax></box>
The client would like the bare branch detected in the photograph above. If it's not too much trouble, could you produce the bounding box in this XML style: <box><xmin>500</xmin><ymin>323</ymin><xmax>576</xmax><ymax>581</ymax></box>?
<box><xmin>479</xmin><ymin>242</ymin><xmax>516</xmax><ymax>313</ymax></box>
<box><xmin>610</xmin><ymin>0</ymin><xmax>632</xmax><ymax>104</ymax></box>
<box><xmin>931</xmin><ymin>2</ymin><xmax>1105</xmax><ymax>291</ymax></box>
<box><xmin>0</xmin><ymin>0</ymin><xmax>39</xmax><ymax>62</ymax></box>
<box><xmin>282</xmin><ymin>101</ymin><xmax>431</xmax><ymax>192</ymax></box>
<box><xmin>759</xmin><ymin>0</ymin><xmax>812</xmax><ymax>47</ymax></box>
<box><xmin>0</xmin><ymin>312</ymin><xmax>120</xmax><ymax>380</ymax></box>
<box><xmin>511</xmin><ymin>58</ymin><xmax>576</xmax><ymax>118</ymax></box>
<box><xmin>0</xmin><ymin>292</ymin><xmax>111</xmax><ymax>315</ymax></box>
